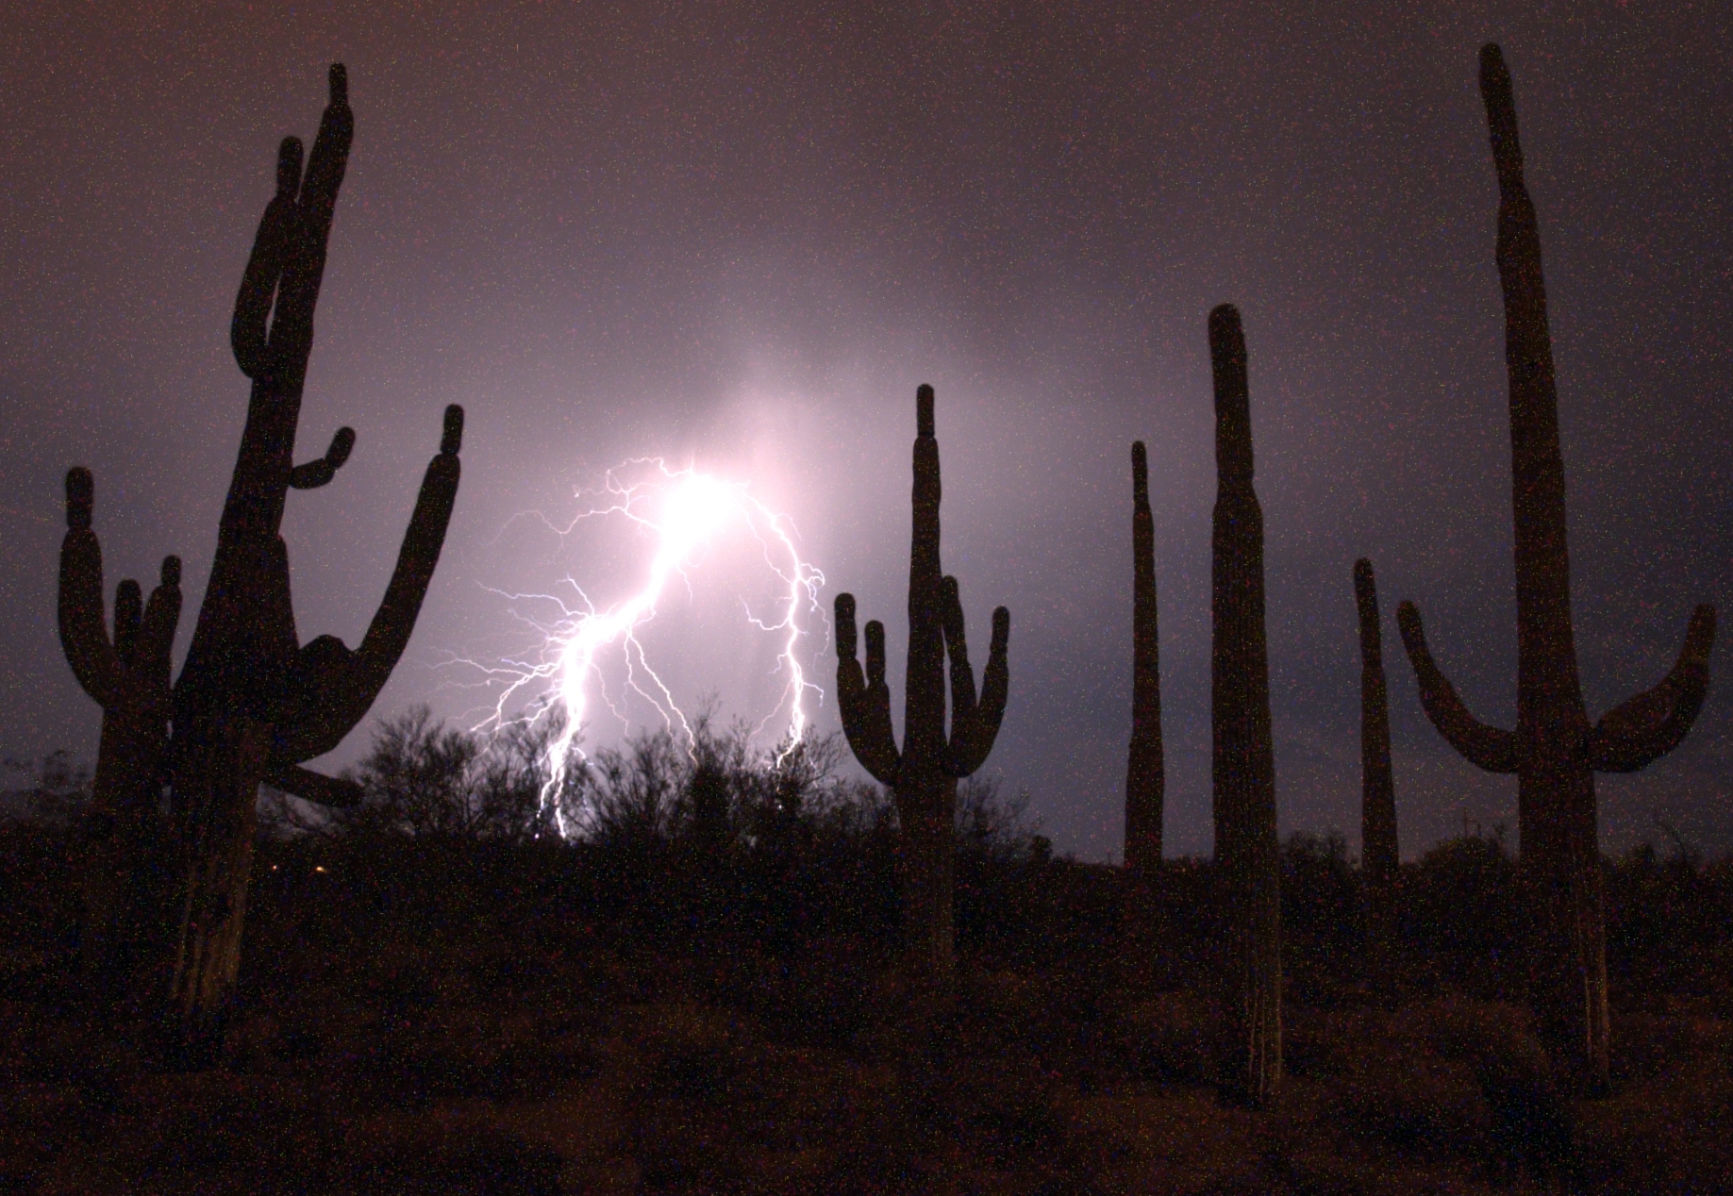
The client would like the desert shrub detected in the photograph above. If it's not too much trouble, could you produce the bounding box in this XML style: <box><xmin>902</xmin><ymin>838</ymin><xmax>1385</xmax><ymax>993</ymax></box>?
<box><xmin>1400</xmin><ymin>831</ymin><xmax>1519</xmax><ymax>960</ymax></box>
<box><xmin>1320</xmin><ymin>997</ymin><xmax>1570</xmax><ymax>1176</ymax></box>
<box><xmin>1606</xmin><ymin>841</ymin><xmax>1733</xmax><ymax>994</ymax></box>
<box><xmin>1281</xmin><ymin>831</ymin><xmax>1362</xmax><ymax>969</ymax></box>
<box><xmin>954</xmin><ymin>775</ymin><xmax>1042</xmax><ymax>864</ymax></box>
<box><xmin>259</xmin><ymin>706</ymin><xmax>555</xmax><ymax>843</ymax></box>
<box><xmin>1113</xmin><ymin>989</ymin><xmax>1215</xmax><ymax>1085</ymax></box>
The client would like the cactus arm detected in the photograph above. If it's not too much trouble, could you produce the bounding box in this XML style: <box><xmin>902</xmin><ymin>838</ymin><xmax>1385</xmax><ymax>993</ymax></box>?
<box><xmin>834</xmin><ymin>593</ymin><xmax>900</xmax><ymax>785</ymax></box>
<box><xmin>978</xmin><ymin>607</ymin><xmax>1010</xmax><ymax>743</ymax></box>
<box><xmin>270</xmin><ymin>406</ymin><xmax>463</xmax><ymax>762</ymax></box>
<box><xmin>263</xmin><ymin>759</ymin><xmax>363</xmax><ymax>809</ymax></box>
<box><xmin>288</xmin><ymin>426</ymin><xmax>355</xmax><ymax>489</ymax></box>
<box><xmin>136</xmin><ymin>557</ymin><xmax>183</xmax><ymax>703</ymax></box>
<box><xmin>266</xmin><ymin>65</ymin><xmax>353</xmax><ymax>372</ymax></box>
<box><xmin>231</xmin><ymin>137</ymin><xmax>302</xmax><ymax>380</ymax></box>
<box><xmin>941</xmin><ymin>575</ymin><xmax>1009</xmax><ymax>777</ymax></box>
<box><xmin>950</xmin><ymin>606</ymin><xmax>1009</xmax><ymax>777</ymax></box>
<box><xmin>58</xmin><ymin>468</ymin><xmax>129</xmax><ymax>708</ymax></box>
<box><xmin>1589</xmin><ymin>605</ymin><xmax>1716</xmax><ymax>773</ymax></box>
<box><xmin>939</xmin><ymin>575</ymin><xmax>980</xmax><ymax>724</ymax></box>
<box><xmin>1396</xmin><ymin>601</ymin><xmax>1518</xmax><ymax>774</ymax></box>
<box><xmin>295</xmin><ymin>65</ymin><xmax>353</xmax><ymax>241</ymax></box>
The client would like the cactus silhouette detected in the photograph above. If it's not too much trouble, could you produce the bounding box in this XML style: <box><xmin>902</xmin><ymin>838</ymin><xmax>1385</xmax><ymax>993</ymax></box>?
<box><xmin>1124</xmin><ymin>441</ymin><xmax>1164</xmax><ymax>872</ymax></box>
<box><xmin>834</xmin><ymin>384</ymin><xmax>1009</xmax><ymax>981</ymax></box>
<box><xmin>1354</xmin><ymin>559</ymin><xmax>1398</xmax><ymax>967</ymax></box>
<box><xmin>1208</xmin><ymin>305</ymin><xmax>1281</xmax><ymax>1106</ymax></box>
<box><xmin>1396</xmin><ymin>45</ymin><xmax>1715</xmax><ymax>1092</ymax></box>
<box><xmin>56</xmin><ymin>66</ymin><xmax>463</xmax><ymax>1037</ymax></box>
<box><xmin>58</xmin><ymin>469</ymin><xmax>183</xmax><ymax>976</ymax></box>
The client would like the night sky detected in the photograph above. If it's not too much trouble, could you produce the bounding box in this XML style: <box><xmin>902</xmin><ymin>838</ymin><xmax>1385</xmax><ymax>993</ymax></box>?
<box><xmin>3</xmin><ymin>2</ymin><xmax>1729</xmax><ymax>862</ymax></box>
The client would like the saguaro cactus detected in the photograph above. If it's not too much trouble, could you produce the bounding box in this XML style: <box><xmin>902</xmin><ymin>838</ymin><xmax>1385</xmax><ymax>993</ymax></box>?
<box><xmin>835</xmin><ymin>384</ymin><xmax>1009</xmax><ymax>981</ymax></box>
<box><xmin>1124</xmin><ymin>441</ymin><xmax>1164</xmax><ymax>872</ymax></box>
<box><xmin>1396</xmin><ymin>45</ymin><xmax>1715</xmax><ymax>1092</ymax></box>
<box><xmin>57</xmin><ymin>66</ymin><xmax>463</xmax><ymax>1038</ymax></box>
<box><xmin>1355</xmin><ymin>559</ymin><xmax>1398</xmax><ymax>962</ymax></box>
<box><xmin>58</xmin><ymin>469</ymin><xmax>183</xmax><ymax>976</ymax></box>
<box><xmin>1208</xmin><ymin>305</ymin><xmax>1281</xmax><ymax>1106</ymax></box>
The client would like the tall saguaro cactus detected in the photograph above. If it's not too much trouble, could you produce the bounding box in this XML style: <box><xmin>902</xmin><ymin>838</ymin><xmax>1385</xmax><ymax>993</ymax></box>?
<box><xmin>1208</xmin><ymin>305</ymin><xmax>1281</xmax><ymax>1106</ymax></box>
<box><xmin>1355</xmin><ymin>559</ymin><xmax>1398</xmax><ymax>963</ymax></box>
<box><xmin>835</xmin><ymin>385</ymin><xmax>1010</xmax><ymax>981</ymax></box>
<box><xmin>57</xmin><ymin>66</ymin><xmax>464</xmax><ymax>1038</ymax></box>
<box><xmin>58</xmin><ymin>470</ymin><xmax>183</xmax><ymax>976</ymax></box>
<box><xmin>1124</xmin><ymin>441</ymin><xmax>1164</xmax><ymax>871</ymax></box>
<box><xmin>1397</xmin><ymin>45</ymin><xmax>1715</xmax><ymax>1092</ymax></box>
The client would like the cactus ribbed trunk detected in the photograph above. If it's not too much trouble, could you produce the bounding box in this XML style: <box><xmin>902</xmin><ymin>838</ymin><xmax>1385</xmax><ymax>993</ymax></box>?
<box><xmin>1124</xmin><ymin>441</ymin><xmax>1164</xmax><ymax>872</ymax></box>
<box><xmin>169</xmin><ymin>716</ymin><xmax>269</xmax><ymax>1021</ymax></box>
<box><xmin>1355</xmin><ymin>559</ymin><xmax>1398</xmax><ymax>973</ymax></box>
<box><xmin>835</xmin><ymin>385</ymin><xmax>1009</xmax><ymax>985</ymax></box>
<box><xmin>1207</xmin><ymin>305</ymin><xmax>1281</xmax><ymax>1106</ymax></box>
<box><xmin>901</xmin><ymin>386</ymin><xmax>954</xmax><ymax>978</ymax></box>
<box><xmin>1397</xmin><ymin>45</ymin><xmax>1716</xmax><ymax>1094</ymax></box>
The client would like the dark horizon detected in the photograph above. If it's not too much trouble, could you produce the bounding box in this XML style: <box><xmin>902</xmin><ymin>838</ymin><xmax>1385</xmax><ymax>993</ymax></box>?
<box><xmin>2</xmin><ymin>2</ymin><xmax>1729</xmax><ymax>863</ymax></box>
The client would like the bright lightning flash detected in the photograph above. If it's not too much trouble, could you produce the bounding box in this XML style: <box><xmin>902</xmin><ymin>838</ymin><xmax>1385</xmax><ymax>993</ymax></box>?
<box><xmin>474</xmin><ymin>459</ymin><xmax>826</xmax><ymax>837</ymax></box>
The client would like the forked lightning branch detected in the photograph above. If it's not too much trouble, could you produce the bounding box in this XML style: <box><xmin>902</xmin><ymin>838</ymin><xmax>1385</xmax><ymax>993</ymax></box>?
<box><xmin>465</xmin><ymin>458</ymin><xmax>827</xmax><ymax>836</ymax></box>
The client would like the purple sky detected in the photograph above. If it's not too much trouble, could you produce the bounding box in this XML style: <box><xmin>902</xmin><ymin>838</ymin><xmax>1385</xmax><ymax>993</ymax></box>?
<box><xmin>3</xmin><ymin>2</ymin><xmax>1730</xmax><ymax>861</ymax></box>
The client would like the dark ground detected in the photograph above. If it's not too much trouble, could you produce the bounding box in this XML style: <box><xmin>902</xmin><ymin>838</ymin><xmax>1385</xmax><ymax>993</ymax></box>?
<box><xmin>1</xmin><ymin>819</ymin><xmax>1730</xmax><ymax>1195</ymax></box>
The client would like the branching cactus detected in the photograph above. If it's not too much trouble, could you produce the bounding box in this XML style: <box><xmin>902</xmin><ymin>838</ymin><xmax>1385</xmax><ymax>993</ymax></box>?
<box><xmin>835</xmin><ymin>384</ymin><xmax>1009</xmax><ymax>981</ymax></box>
<box><xmin>1123</xmin><ymin>442</ymin><xmax>1164</xmax><ymax>872</ymax></box>
<box><xmin>50</xmin><ymin>66</ymin><xmax>462</xmax><ymax>1037</ymax></box>
<box><xmin>164</xmin><ymin>65</ymin><xmax>464</xmax><ymax>1032</ymax></box>
<box><xmin>1396</xmin><ymin>45</ymin><xmax>1716</xmax><ymax>1093</ymax></box>
<box><xmin>58</xmin><ymin>468</ymin><xmax>182</xmax><ymax>976</ymax></box>
<box><xmin>1208</xmin><ymin>305</ymin><xmax>1281</xmax><ymax>1106</ymax></box>
<box><xmin>1354</xmin><ymin>559</ymin><xmax>1398</xmax><ymax>964</ymax></box>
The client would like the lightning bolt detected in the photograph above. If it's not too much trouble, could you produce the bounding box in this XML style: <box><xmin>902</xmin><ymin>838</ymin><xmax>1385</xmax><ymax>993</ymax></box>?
<box><xmin>468</xmin><ymin>458</ymin><xmax>826</xmax><ymax>837</ymax></box>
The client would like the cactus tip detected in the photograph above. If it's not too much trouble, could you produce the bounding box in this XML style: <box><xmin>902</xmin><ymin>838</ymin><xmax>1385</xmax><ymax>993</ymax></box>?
<box><xmin>329</xmin><ymin>63</ymin><xmax>348</xmax><ymax>105</ymax></box>
<box><xmin>330</xmin><ymin>426</ymin><xmax>356</xmax><ymax>467</ymax></box>
<box><xmin>1395</xmin><ymin>600</ymin><xmax>1424</xmax><ymax>648</ymax></box>
<box><xmin>1479</xmin><ymin>43</ymin><xmax>1506</xmax><ymax>86</ymax></box>
<box><xmin>65</xmin><ymin>467</ymin><xmax>93</xmax><ymax>530</ymax></box>
<box><xmin>1690</xmin><ymin>604</ymin><xmax>1717</xmax><ymax>651</ymax></box>
<box><xmin>1208</xmin><ymin>304</ymin><xmax>1243</xmax><ymax>353</ymax></box>
<box><xmin>161</xmin><ymin>555</ymin><xmax>182</xmax><ymax>587</ymax></box>
<box><xmin>1479</xmin><ymin>43</ymin><xmax>1513</xmax><ymax>117</ymax></box>
<box><xmin>1354</xmin><ymin>557</ymin><xmax>1375</xmax><ymax>590</ymax></box>
<box><xmin>1478</xmin><ymin>43</ymin><xmax>1523</xmax><ymax>183</ymax></box>
<box><xmin>834</xmin><ymin>593</ymin><xmax>857</xmax><ymax>654</ymax></box>
<box><xmin>992</xmin><ymin>606</ymin><xmax>1010</xmax><ymax>641</ymax></box>
<box><xmin>441</xmin><ymin>405</ymin><xmax>464</xmax><ymax>455</ymax></box>
<box><xmin>916</xmin><ymin>384</ymin><xmax>935</xmax><ymax>439</ymax></box>
<box><xmin>1132</xmin><ymin>440</ymin><xmax>1147</xmax><ymax>472</ymax></box>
